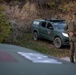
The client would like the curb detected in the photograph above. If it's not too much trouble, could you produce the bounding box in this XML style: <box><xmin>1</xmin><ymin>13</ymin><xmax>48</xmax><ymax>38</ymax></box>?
<box><xmin>61</xmin><ymin>57</ymin><xmax>70</xmax><ymax>62</ymax></box>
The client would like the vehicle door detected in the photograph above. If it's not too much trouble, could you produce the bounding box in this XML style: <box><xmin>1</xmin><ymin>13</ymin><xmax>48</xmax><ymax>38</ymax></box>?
<box><xmin>39</xmin><ymin>21</ymin><xmax>47</xmax><ymax>38</ymax></box>
<box><xmin>45</xmin><ymin>22</ymin><xmax>54</xmax><ymax>40</ymax></box>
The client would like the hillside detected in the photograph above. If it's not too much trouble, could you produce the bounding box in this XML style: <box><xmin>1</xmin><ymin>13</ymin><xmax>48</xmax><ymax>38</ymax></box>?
<box><xmin>1</xmin><ymin>0</ymin><xmax>76</xmax><ymax>23</ymax></box>
<box><xmin>0</xmin><ymin>0</ymin><xmax>76</xmax><ymax>33</ymax></box>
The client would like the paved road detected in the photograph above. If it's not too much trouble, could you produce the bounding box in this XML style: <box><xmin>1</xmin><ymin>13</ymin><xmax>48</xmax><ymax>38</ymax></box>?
<box><xmin>0</xmin><ymin>44</ymin><xmax>76</xmax><ymax>75</ymax></box>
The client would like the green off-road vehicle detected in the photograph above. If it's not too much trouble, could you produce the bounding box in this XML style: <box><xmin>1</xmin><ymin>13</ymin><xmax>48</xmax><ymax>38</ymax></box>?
<box><xmin>32</xmin><ymin>18</ymin><xmax>69</xmax><ymax>48</ymax></box>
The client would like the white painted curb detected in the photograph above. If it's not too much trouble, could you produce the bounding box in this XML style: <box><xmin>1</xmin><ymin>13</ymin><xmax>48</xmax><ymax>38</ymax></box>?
<box><xmin>61</xmin><ymin>57</ymin><xmax>70</xmax><ymax>62</ymax></box>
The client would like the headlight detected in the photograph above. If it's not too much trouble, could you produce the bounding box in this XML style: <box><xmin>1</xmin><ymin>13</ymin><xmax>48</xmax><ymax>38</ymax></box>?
<box><xmin>62</xmin><ymin>33</ymin><xmax>69</xmax><ymax>37</ymax></box>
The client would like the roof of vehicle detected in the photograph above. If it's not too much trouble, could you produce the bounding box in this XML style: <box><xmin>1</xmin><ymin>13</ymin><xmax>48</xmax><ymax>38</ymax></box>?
<box><xmin>34</xmin><ymin>19</ymin><xmax>45</xmax><ymax>22</ymax></box>
<box><xmin>0</xmin><ymin>44</ymin><xmax>76</xmax><ymax>75</ymax></box>
<box><xmin>34</xmin><ymin>18</ymin><xmax>65</xmax><ymax>22</ymax></box>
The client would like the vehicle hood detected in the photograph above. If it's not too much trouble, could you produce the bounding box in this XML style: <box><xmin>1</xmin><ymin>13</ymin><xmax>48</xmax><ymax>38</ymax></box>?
<box><xmin>55</xmin><ymin>29</ymin><xmax>64</xmax><ymax>33</ymax></box>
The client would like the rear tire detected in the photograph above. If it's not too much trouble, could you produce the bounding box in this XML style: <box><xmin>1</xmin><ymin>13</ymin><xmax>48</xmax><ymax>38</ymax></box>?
<box><xmin>53</xmin><ymin>37</ymin><xmax>62</xmax><ymax>48</ymax></box>
<box><xmin>33</xmin><ymin>32</ymin><xmax>38</xmax><ymax>41</ymax></box>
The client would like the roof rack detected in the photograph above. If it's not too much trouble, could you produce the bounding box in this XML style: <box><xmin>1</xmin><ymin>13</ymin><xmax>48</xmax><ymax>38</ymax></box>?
<box><xmin>43</xmin><ymin>18</ymin><xmax>65</xmax><ymax>22</ymax></box>
<box><xmin>43</xmin><ymin>18</ymin><xmax>51</xmax><ymax>21</ymax></box>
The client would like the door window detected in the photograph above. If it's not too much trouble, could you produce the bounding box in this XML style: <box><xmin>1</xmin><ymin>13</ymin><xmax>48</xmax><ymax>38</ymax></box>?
<box><xmin>41</xmin><ymin>22</ymin><xmax>46</xmax><ymax>28</ymax></box>
<box><xmin>47</xmin><ymin>23</ymin><xmax>53</xmax><ymax>29</ymax></box>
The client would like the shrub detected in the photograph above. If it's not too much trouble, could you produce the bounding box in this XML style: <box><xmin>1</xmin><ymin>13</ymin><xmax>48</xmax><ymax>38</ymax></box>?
<box><xmin>0</xmin><ymin>6</ymin><xmax>10</xmax><ymax>43</ymax></box>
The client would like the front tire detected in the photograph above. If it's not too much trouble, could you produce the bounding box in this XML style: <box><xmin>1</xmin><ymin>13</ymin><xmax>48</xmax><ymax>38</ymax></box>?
<box><xmin>53</xmin><ymin>37</ymin><xmax>62</xmax><ymax>48</ymax></box>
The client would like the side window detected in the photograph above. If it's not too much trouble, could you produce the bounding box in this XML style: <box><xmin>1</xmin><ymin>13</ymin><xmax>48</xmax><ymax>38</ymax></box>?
<box><xmin>33</xmin><ymin>21</ymin><xmax>40</xmax><ymax>25</ymax></box>
<box><xmin>47</xmin><ymin>23</ymin><xmax>53</xmax><ymax>29</ymax></box>
<box><xmin>41</xmin><ymin>22</ymin><xmax>46</xmax><ymax>27</ymax></box>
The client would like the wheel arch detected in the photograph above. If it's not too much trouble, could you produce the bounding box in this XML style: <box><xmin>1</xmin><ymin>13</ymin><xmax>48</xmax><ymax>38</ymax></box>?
<box><xmin>53</xmin><ymin>36</ymin><xmax>63</xmax><ymax>48</ymax></box>
<box><xmin>33</xmin><ymin>29</ymin><xmax>39</xmax><ymax>36</ymax></box>
<box><xmin>53</xmin><ymin>35</ymin><xmax>63</xmax><ymax>42</ymax></box>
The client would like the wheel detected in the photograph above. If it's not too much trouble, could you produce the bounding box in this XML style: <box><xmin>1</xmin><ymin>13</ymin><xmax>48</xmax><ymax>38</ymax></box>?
<box><xmin>53</xmin><ymin>37</ymin><xmax>62</xmax><ymax>48</ymax></box>
<box><xmin>33</xmin><ymin>32</ymin><xmax>38</xmax><ymax>41</ymax></box>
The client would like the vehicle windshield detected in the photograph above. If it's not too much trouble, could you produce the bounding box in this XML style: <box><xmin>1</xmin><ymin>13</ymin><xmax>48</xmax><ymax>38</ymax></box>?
<box><xmin>53</xmin><ymin>22</ymin><xmax>66</xmax><ymax>29</ymax></box>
